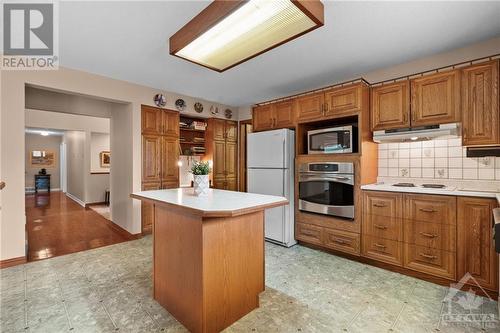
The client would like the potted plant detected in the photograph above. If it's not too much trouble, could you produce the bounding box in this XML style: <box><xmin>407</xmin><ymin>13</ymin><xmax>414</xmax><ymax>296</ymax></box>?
<box><xmin>190</xmin><ymin>161</ymin><xmax>211</xmax><ymax>196</ymax></box>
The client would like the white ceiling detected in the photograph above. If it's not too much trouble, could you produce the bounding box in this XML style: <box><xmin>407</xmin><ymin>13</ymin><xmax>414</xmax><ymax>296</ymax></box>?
<box><xmin>59</xmin><ymin>1</ymin><xmax>500</xmax><ymax>106</ymax></box>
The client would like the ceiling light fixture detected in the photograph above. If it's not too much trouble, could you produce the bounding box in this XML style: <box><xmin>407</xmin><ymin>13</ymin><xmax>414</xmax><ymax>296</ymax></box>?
<box><xmin>170</xmin><ymin>0</ymin><xmax>324</xmax><ymax>72</ymax></box>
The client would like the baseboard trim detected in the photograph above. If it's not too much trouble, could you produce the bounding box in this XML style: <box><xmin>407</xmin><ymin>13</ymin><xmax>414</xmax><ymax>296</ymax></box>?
<box><xmin>65</xmin><ymin>192</ymin><xmax>86</xmax><ymax>207</ymax></box>
<box><xmin>0</xmin><ymin>256</ymin><xmax>27</xmax><ymax>269</ymax></box>
<box><xmin>25</xmin><ymin>188</ymin><xmax>61</xmax><ymax>193</ymax></box>
<box><xmin>103</xmin><ymin>219</ymin><xmax>141</xmax><ymax>241</ymax></box>
<box><xmin>86</xmin><ymin>201</ymin><xmax>107</xmax><ymax>207</ymax></box>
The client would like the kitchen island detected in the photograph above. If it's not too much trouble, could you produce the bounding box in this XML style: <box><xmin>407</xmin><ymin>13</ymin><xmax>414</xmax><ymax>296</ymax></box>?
<box><xmin>131</xmin><ymin>188</ymin><xmax>288</xmax><ymax>333</ymax></box>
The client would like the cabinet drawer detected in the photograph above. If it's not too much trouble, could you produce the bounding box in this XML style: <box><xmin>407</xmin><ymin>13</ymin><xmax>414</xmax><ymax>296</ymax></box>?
<box><xmin>404</xmin><ymin>221</ymin><xmax>456</xmax><ymax>251</ymax></box>
<box><xmin>296</xmin><ymin>223</ymin><xmax>322</xmax><ymax>245</ymax></box>
<box><xmin>323</xmin><ymin>229</ymin><xmax>360</xmax><ymax>256</ymax></box>
<box><xmin>404</xmin><ymin>194</ymin><xmax>456</xmax><ymax>224</ymax></box>
<box><xmin>363</xmin><ymin>214</ymin><xmax>402</xmax><ymax>241</ymax></box>
<box><xmin>404</xmin><ymin>244</ymin><xmax>455</xmax><ymax>280</ymax></box>
<box><xmin>362</xmin><ymin>236</ymin><xmax>403</xmax><ymax>266</ymax></box>
<box><xmin>363</xmin><ymin>191</ymin><xmax>402</xmax><ymax>218</ymax></box>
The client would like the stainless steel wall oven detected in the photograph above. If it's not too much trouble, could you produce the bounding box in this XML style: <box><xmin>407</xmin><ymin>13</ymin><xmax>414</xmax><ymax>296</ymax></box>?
<box><xmin>298</xmin><ymin>162</ymin><xmax>355</xmax><ymax>219</ymax></box>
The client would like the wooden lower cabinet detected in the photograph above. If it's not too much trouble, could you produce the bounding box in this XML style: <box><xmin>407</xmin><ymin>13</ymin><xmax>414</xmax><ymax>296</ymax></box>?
<box><xmin>362</xmin><ymin>235</ymin><xmax>403</xmax><ymax>266</ymax></box>
<box><xmin>141</xmin><ymin>181</ymin><xmax>161</xmax><ymax>234</ymax></box>
<box><xmin>457</xmin><ymin>197</ymin><xmax>498</xmax><ymax>291</ymax></box>
<box><xmin>296</xmin><ymin>223</ymin><xmax>323</xmax><ymax>246</ymax></box>
<box><xmin>360</xmin><ymin>191</ymin><xmax>498</xmax><ymax>289</ymax></box>
<box><xmin>296</xmin><ymin>222</ymin><xmax>360</xmax><ymax>255</ymax></box>
<box><xmin>404</xmin><ymin>245</ymin><xmax>455</xmax><ymax>280</ymax></box>
<box><xmin>323</xmin><ymin>229</ymin><xmax>360</xmax><ymax>256</ymax></box>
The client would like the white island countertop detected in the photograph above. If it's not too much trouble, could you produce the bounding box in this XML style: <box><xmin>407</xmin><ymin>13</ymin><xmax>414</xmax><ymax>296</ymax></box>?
<box><xmin>131</xmin><ymin>188</ymin><xmax>288</xmax><ymax>218</ymax></box>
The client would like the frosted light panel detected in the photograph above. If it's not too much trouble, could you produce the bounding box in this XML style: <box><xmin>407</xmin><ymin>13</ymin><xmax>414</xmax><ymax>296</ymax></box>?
<box><xmin>176</xmin><ymin>0</ymin><xmax>316</xmax><ymax>71</ymax></box>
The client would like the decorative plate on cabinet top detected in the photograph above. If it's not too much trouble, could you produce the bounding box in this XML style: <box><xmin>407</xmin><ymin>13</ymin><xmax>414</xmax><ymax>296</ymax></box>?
<box><xmin>194</xmin><ymin>102</ymin><xmax>204</xmax><ymax>113</ymax></box>
<box><xmin>225</xmin><ymin>109</ymin><xmax>233</xmax><ymax>119</ymax></box>
<box><xmin>210</xmin><ymin>105</ymin><xmax>219</xmax><ymax>115</ymax></box>
<box><xmin>175</xmin><ymin>99</ymin><xmax>186</xmax><ymax>111</ymax></box>
<box><xmin>153</xmin><ymin>93</ymin><xmax>166</xmax><ymax>107</ymax></box>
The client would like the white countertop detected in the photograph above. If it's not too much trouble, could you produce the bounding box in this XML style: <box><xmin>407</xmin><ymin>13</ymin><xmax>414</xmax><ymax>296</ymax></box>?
<box><xmin>131</xmin><ymin>188</ymin><xmax>288</xmax><ymax>217</ymax></box>
<box><xmin>361</xmin><ymin>183</ymin><xmax>500</xmax><ymax>199</ymax></box>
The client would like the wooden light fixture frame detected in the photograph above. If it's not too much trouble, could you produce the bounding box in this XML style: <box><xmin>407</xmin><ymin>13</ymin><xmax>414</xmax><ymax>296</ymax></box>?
<box><xmin>169</xmin><ymin>0</ymin><xmax>324</xmax><ymax>72</ymax></box>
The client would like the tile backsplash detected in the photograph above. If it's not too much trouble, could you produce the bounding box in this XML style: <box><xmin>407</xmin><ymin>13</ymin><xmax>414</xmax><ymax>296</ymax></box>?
<box><xmin>377</xmin><ymin>138</ymin><xmax>500</xmax><ymax>181</ymax></box>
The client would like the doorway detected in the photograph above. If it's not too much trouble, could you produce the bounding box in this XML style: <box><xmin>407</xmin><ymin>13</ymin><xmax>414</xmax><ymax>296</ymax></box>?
<box><xmin>238</xmin><ymin>120</ymin><xmax>253</xmax><ymax>192</ymax></box>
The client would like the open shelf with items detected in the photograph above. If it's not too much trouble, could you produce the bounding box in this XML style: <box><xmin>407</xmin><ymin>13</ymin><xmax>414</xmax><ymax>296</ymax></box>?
<box><xmin>179</xmin><ymin>115</ymin><xmax>207</xmax><ymax>156</ymax></box>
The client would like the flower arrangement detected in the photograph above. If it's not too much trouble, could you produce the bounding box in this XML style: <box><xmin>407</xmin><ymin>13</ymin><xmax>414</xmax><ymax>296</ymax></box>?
<box><xmin>190</xmin><ymin>161</ymin><xmax>211</xmax><ymax>175</ymax></box>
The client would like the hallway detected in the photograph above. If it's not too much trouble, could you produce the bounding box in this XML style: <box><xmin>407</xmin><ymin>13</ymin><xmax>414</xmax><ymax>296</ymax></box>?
<box><xmin>26</xmin><ymin>192</ymin><xmax>132</xmax><ymax>261</ymax></box>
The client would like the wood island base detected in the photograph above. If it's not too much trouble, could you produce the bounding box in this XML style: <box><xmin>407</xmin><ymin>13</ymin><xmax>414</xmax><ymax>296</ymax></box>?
<box><xmin>153</xmin><ymin>206</ymin><xmax>265</xmax><ymax>333</ymax></box>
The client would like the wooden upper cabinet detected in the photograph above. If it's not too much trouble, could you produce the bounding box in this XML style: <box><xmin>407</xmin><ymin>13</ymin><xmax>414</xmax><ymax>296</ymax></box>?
<box><xmin>274</xmin><ymin>100</ymin><xmax>295</xmax><ymax>128</ymax></box>
<box><xmin>461</xmin><ymin>60</ymin><xmax>499</xmax><ymax>146</ymax></box>
<box><xmin>225</xmin><ymin>121</ymin><xmax>238</xmax><ymax>142</ymax></box>
<box><xmin>253</xmin><ymin>105</ymin><xmax>274</xmax><ymax>132</ymax></box>
<box><xmin>212</xmin><ymin>119</ymin><xmax>226</xmax><ymax>141</ymax></box>
<box><xmin>324</xmin><ymin>84</ymin><xmax>362</xmax><ymax>116</ymax></box>
<box><xmin>371</xmin><ymin>81</ymin><xmax>411</xmax><ymax>130</ymax></box>
<box><xmin>162</xmin><ymin>110</ymin><xmax>180</xmax><ymax>137</ymax></box>
<box><xmin>457</xmin><ymin>197</ymin><xmax>498</xmax><ymax>291</ymax></box>
<box><xmin>411</xmin><ymin>70</ymin><xmax>461</xmax><ymax>126</ymax></box>
<box><xmin>142</xmin><ymin>135</ymin><xmax>161</xmax><ymax>182</ymax></box>
<box><xmin>141</xmin><ymin>105</ymin><xmax>162</xmax><ymax>134</ymax></box>
<box><xmin>296</xmin><ymin>92</ymin><xmax>324</xmax><ymax>122</ymax></box>
<box><xmin>161</xmin><ymin>137</ymin><xmax>179</xmax><ymax>184</ymax></box>
<box><xmin>225</xmin><ymin>141</ymin><xmax>238</xmax><ymax>178</ymax></box>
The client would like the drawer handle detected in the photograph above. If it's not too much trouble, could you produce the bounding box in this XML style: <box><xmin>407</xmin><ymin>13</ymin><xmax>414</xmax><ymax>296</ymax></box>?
<box><xmin>373</xmin><ymin>203</ymin><xmax>387</xmax><ymax>208</ymax></box>
<box><xmin>374</xmin><ymin>224</ymin><xmax>388</xmax><ymax>230</ymax></box>
<box><xmin>374</xmin><ymin>243</ymin><xmax>386</xmax><ymax>249</ymax></box>
<box><xmin>419</xmin><ymin>232</ymin><xmax>438</xmax><ymax>238</ymax></box>
<box><xmin>302</xmin><ymin>231</ymin><xmax>318</xmax><ymax>237</ymax></box>
<box><xmin>332</xmin><ymin>238</ymin><xmax>348</xmax><ymax>245</ymax></box>
<box><xmin>419</xmin><ymin>253</ymin><xmax>437</xmax><ymax>260</ymax></box>
<box><xmin>419</xmin><ymin>208</ymin><xmax>437</xmax><ymax>213</ymax></box>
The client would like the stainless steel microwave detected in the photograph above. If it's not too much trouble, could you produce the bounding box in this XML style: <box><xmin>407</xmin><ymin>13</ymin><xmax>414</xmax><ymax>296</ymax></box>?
<box><xmin>307</xmin><ymin>125</ymin><xmax>357</xmax><ymax>154</ymax></box>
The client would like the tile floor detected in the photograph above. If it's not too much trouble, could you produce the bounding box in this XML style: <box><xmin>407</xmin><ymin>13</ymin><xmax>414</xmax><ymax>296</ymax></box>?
<box><xmin>1</xmin><ymin>236</ymin><xmax>498</xmax><ymax>333</ymax></box>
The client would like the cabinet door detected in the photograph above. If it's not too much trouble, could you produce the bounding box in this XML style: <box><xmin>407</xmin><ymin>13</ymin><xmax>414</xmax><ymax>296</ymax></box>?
<box><xmin>403</xmin><ymin>194</ymin><xmax>456</xmax><ymax>225</ymax></box>
<box><xmin>411</xmin><ymin>70</ymin><xmax>461</xmax><ymax>126</ymax></box>
<box><xmin>296</xmin><ymin>223</ymin><xmax>323</xmax><ymax>246</ymax></box>
<box><xmin>212</xmin><ymin>119</ymin><xmax>226</xmax><ymax>141</ymax></box>
<box><xmin>225</xmin><ymin>121</ymin><xmax>238</xmax><ymax>143</ymax></box>
<box><xmin>253</xmin><ymin>105</ymin><xmax>274</xmax><ymax>132</ymax></box>
<box><xmin>225</xmin><ymin>177</ymin><xmax>237</xmax><ymax>191</ymax></box>
<box><xmin>142</xmin><ymin>135</ymin><xmax>161</xmax><ymax>182</ymax></box>
<box><xmin>141</xmin><ymin>181</ymin><xmax>161</xmax><ymax>234</ymax></box>
<box><xmin>212</xmin><ymin>140</ymin><xmax>226</xmax><ymax>179</ymax></box>
<box><xmin>362</xmin><ymin>235</ymin><xmax>403</xmax><ymax>266</ymax></box>
<box><xmin>371</xmin><ymin>81</ymin><xmax>410</xmax><ymax>130</ymax></box>
<box><xmin>161</xmin><ymin>137</ymin><xmax>179</xmax><ymax>185</ymax></box>
<box><xmin>162</xmin><ymin>110</ymin><xmax>179</xmax><ymax>137</ymax></box>
<box><xmin>462</xmin><ymin>60</ymin><xmax>499</xmax><ymax>146</ymax></box>
<box><xmin>457</xmin><ymin>197</ymin><xmax>498</xmax><ymax>291</ymax></box>
<box><xmin>141</xmin><ymin>105</ymin><xmax>162</xmax><ymax>135</ymax></box>
<box><xmin>296</xmin><ymin>93</ymin><xmax>324</xmax><ymax>122</ymax></box>
<box><xmin>212</xmin><ymin>177</ymin><xmax>226</xmax><ymax>190</ymax></box>
<box><xmin>225</xmin><ymin>141</ymin><xmax>237</xmax><ymax>179</ymax></box>
<box><xmin>274</xmin><ymin>100</ymin><xmax>295</xmax><ymax>128</ymax></box>
<box><xmin>324</xmin><ymin>85</ymin><xmax>362</xmax><ymax>116</ymax></box>
<box><xmin>323</xmin><ymin>228</ymin><xmax>360</xmax><ymax>256</ymax></box>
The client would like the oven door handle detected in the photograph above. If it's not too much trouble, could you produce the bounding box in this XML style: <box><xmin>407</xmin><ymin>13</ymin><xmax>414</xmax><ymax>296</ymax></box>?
<box><xmin>299</xmin><ymin>175</ymin><xmax>354</xmax><ymax>185</ymax></box>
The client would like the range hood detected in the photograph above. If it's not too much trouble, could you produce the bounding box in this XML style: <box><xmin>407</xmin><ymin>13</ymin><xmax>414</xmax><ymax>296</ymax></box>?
<box><xmin>373</xmin><ymin>123</ymin><xmax>460</xmax><ymax>143</ymax></box>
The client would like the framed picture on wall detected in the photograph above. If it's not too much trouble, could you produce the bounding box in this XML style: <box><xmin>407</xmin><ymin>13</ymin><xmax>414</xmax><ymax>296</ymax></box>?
<box><xmin>100</xmin><ymin>151</ymin><xmax>110</xmax><ymax>168</ymax></box>
<box><xmin>30</xmin><ymin>150</ymin><xmax>56</xmax><ymax>168</ymax></box>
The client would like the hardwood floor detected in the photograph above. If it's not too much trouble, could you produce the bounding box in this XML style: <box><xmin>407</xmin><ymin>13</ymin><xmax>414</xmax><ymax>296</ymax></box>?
<box><xmin>26</xmin><ymin>192</ymin><xmax>131</xmax><ymax>262</ymax></box>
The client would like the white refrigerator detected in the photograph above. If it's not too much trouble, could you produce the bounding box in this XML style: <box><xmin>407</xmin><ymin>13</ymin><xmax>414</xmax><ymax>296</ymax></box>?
<box><xmin>247</xmin><ymin>129</ymin><xmax>296</xmax><ymax>247</ymax></box>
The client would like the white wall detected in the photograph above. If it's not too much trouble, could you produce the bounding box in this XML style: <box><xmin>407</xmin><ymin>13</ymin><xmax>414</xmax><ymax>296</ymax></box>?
<box><xmin>65</xmin><ymin>131</ymin><xmax>86</xmax><ymax>203</ymax></box>
<box><xmin>238</xmin><ymin>37</ymin><xmax>500</xmax><ymax>120</ymax></box>
<box><xmin>25</xmin><ymin>133</ymin><xmax>62</xmax><ymax>190</ymax></box>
